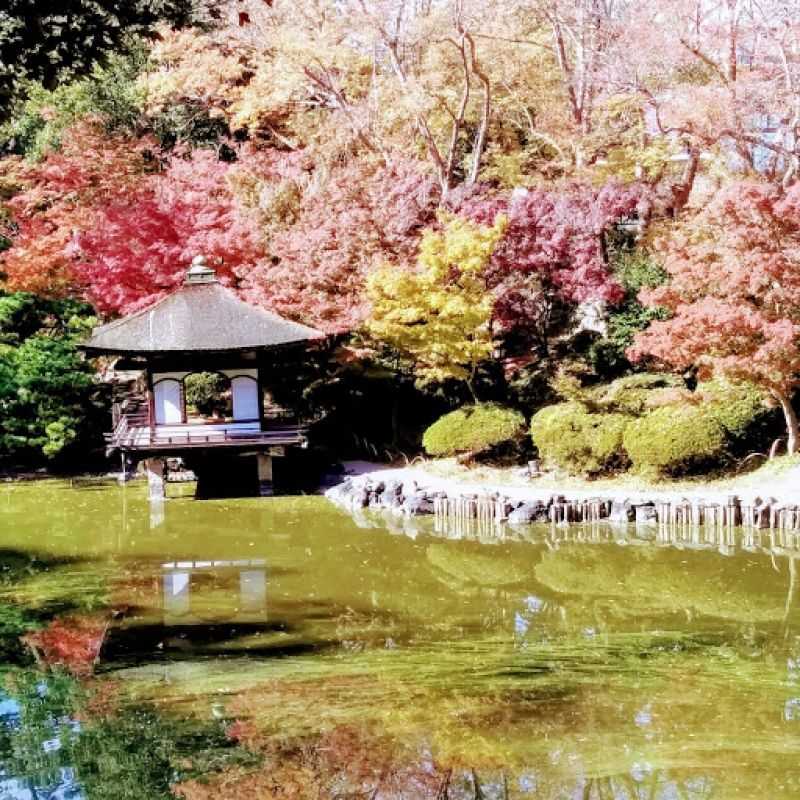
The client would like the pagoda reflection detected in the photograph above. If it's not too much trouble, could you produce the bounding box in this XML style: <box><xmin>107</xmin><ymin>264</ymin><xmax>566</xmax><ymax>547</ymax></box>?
<box><xmin>161</xmin><ymin>558</ymin><xmax>267</xmax><ymax>625</ymax></box>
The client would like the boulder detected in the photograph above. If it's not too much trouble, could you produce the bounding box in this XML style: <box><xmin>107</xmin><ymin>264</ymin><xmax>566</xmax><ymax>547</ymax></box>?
<box><xmin>508</xmin><ymin>501</ymin><xmax>548</xmax><ymax>525</ymax></box>
<box><xmin>400</xmin><ymin>480</ymin><xmax>419</xmax><ymax>500</ymax></box>
<box><xmin>402</xmin><ymin>492</ymin><xmax>435</xmax><ymax>515</ymax></box>
<box><xmin>377</xmin><ymin>480</ymin><xmax>402</xmax><ymax>506</ymax></box>
<box><xmin>356</xmin><ymin>486</ymin><xmax>371</xmax><ymax>508</ymax></box>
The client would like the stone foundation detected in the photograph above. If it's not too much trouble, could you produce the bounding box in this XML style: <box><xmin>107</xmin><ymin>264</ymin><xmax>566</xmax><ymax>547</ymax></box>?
<box><xmin>325</xmin><ymin>473</ymin><xmax>800</xmax><ymax>534</ymax></box>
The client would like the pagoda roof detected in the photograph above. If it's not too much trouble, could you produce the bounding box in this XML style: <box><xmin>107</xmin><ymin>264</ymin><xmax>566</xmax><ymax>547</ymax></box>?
<box><xmin>81</xmin><ymin>275</ymin><xmax>323</xmax><ymax>356</ymax></box>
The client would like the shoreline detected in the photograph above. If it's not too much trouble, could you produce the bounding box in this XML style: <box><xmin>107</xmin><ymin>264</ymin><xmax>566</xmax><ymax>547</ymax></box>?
<box><xmin>0</xmin><ymin>470</ymin><xmax>120</xmax><ymax>483</ymax></box>
<box><xmin>325</xmin><ymin>458</ymin><xmax>800</xmax><ymax>529</ymax></box>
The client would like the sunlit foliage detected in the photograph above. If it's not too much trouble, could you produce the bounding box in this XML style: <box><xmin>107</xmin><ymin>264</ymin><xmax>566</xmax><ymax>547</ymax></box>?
<box><xmin>366</xmin><ymin>214</ymin><xmax>506</xmax><ymax>394</ymax></box>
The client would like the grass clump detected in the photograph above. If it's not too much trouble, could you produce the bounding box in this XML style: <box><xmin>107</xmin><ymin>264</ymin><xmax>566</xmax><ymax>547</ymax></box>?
<box><xmin>422</xmin><ymin>404</ymin><xmax>526</xmax><ymax>457</ymax></box>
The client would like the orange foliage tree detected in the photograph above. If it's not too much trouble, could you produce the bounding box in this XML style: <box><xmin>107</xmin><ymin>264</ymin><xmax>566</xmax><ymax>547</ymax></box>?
<box><xmin>25</xmin><ymin>613</ymin><xmax>109</xmax><ymax>676</ymax></box>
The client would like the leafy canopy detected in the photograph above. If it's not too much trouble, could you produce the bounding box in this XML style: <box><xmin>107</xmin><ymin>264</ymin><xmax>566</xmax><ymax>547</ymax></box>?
<box><xmin>630</xmin><ymin>181</ymin><xmax>800</xmax><ymax>449</ymax></box>
<box><xmin>630</xmin><ymin>182</ymin><xmax>800</xmax><ymax>394</ymax></box>
<box><xmin>0</xmin><ymin>0</ymin><xmax>201</xmax><ymax>119</ymax></box>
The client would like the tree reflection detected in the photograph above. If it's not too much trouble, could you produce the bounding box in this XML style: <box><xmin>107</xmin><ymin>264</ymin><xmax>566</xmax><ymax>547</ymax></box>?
<box><xmin>0</xmin><ymin>671</ymin><xmax>254</xmax><ymax>800</ymax></box>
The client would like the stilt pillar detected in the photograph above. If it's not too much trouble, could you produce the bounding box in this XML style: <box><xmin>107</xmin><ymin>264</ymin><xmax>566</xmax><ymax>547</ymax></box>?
<box><xmin>145</xmin><ymin>457</ymin><xmax>166</xmax><ymax>527</ymax></box>
<box><xmin>146</xmin><ymin>457</ymin><xmax>166</xmax><ymax>501</ymax></box>
<box><xmin>257</xmin><ymin>454</ymin><xmax>273</xmax><ymax>497</ymax></box>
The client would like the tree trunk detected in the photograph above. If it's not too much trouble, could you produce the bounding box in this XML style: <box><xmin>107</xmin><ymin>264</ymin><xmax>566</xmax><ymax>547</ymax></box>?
<box><xmin>390</xmin><ymin>384</ymin><xmax>401</xmax><ymax>447</ymax></box>
<box><xmin>772</xmin><ymin>388</ymin><xmax>799</xmax><ymax>455</ymax></box>
<box><xmin>671</xmin><ymin>147</ymin><xmax>700</xmax><ymax>215</ymax></box>
<box><xmin>471</xmin><ymin>769</ymin><xmax>485</xmax><ymax>800</ymax></box>
<box><xmin>466</xmin><ymin>373</ymin><xmax>479</xmax><ymax>404</ymax></box>
<box><xmin>465</xmin><ymin>30</ymin><xmax>490</xmax><ymax>186</ymax></box>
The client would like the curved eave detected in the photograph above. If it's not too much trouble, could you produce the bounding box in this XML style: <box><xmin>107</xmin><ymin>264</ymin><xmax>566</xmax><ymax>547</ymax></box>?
<box><xmin>80</xmin><ymin>339</ymin><xmax>326</xmax><ymax>357</ymax></box>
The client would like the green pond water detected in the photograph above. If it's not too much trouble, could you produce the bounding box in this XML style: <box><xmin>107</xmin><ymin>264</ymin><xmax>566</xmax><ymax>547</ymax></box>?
<box><xmin>0</xmin><ymin>480</ymin><xmax>799</xmax><ymax>798</ymax></box>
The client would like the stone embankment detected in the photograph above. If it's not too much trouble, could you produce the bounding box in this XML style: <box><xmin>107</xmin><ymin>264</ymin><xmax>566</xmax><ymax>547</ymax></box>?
<box><xmin>325</xmin><ymin>469</ymin><xmax>800</xmax><ymax>533</ymax></box>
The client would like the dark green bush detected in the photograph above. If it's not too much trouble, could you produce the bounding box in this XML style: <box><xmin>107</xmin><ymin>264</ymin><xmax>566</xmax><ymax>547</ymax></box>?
<box><xmin>586</xmin><ymin>251</ymin><xmax>669</xmax><ymax>374</ymax></box>
<box><xmin>622</xmin><ymin>405</ymin><xmax>726</xmax><ymax>476</ymax></box>
<box><xmin>422</xmin><ymin>404</ymin><xmax>526</xmax><ymax>457</ymax></box>
<box><xmin>0</xmin><ymin>325</ymin><xmax>103</xmax><ymax>463</ymax></box>
<box><xmin>530</xmin><ymin>402</ymin><xmax>629</xmax><ymax>474</ymax></box>
<box><xmin>184</xmin><ymin>372</ymin><xmax>230</xmax><ymax>418</ymax></box>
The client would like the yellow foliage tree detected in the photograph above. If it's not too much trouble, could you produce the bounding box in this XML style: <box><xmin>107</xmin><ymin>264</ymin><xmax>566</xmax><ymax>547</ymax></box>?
<box><xmin>365</xmin><ymin>214</ymin><xmax>506</xmax><ymax>399</ymax></box>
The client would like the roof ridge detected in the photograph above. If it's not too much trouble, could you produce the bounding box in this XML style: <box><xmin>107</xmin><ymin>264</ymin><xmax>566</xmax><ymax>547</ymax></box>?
<box><xmin>209</xmin><ymin>282</ymin><xmax>323</xmax><ymax>336</ymax></box>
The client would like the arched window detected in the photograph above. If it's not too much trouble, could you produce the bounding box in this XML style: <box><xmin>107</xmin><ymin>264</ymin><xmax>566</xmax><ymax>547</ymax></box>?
<box><xmin>153</xmin><ymin>379</ymin><xmax>183</xmax><ymax>425</ymax></box>
<box><xmin>231</xmin><ymin>376</ymin><xmax>260</xmax><ymax>421</ymax></box>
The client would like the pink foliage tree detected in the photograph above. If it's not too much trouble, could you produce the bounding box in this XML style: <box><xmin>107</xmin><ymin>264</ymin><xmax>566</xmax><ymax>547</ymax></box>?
<box><xmin>74</xmin><ymin>147</ymin><xmax>269</xmax><ymax>315</ymax></box>
<box><xmin>629</xmin><ymin>181</ymin><xmax>800</xmax><ymax>452</ymax></box>
<box><xmin>3</xmin><ymin>130</ymin><xmax>437</xmax><ymax>333</ymax></box>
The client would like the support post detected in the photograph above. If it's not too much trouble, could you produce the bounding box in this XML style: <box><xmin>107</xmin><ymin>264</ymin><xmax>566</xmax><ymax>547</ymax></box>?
<box><xmin>257</xmin><ymin>454</ymin><xmax>273</xmax><ymax>497</ymax></box>
<box><xmin>145</xmin><ymin>457</ymin><xmax>166</xmax><ymax>527</ymax></box>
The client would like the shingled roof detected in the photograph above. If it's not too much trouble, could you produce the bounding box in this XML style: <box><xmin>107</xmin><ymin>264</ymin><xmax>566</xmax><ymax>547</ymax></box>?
<box><xmin>81</xmin><ymin>260</ymin><xmax>323</xmax><ymax>355</ymax></box>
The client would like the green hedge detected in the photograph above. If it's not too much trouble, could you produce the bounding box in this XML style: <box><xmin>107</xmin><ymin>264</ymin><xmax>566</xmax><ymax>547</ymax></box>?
<box><xmin>422</xmin><ymin>404</ymin><xmax>526</xmax><ymax>457</ymax></box>
<box><xmin>530</xmin><ymin>402</ymin><xmax>629</xmax><ymax>474</ymax></box>
<box><xmin>622</xmin><ymin>405</ymin><xmax>726</xmax><ymax>476</ymax></box>
<box><xmin>530</xmin><ymin>375</ymin><xmax>768</xmax><ymax>477</ymax></box>
<box><xmin>699</xmin><ymin>377</ymin><xmax>767</xmax><ymax>438</ymax></box>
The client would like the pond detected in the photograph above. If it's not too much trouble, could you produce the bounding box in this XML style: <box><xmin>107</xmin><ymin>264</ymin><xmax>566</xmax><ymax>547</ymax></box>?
<box><xmin>0</xmin><ymin>479</ymin><xmax>798</xmax><ymax>798</ymax></box>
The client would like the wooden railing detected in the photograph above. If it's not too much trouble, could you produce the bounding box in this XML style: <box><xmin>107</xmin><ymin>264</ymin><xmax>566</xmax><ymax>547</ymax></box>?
<box><xmin>106</xmin><ymin>410</ymin><xmax>306</xmax><ymax>451</ymax></box>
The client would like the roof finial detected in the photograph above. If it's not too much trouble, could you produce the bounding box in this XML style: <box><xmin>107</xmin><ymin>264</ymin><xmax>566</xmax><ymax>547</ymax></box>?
<box><xmin>185</xmin><ymin>254</ymin><xmax>218</xmax><ymax>285</ymax></box>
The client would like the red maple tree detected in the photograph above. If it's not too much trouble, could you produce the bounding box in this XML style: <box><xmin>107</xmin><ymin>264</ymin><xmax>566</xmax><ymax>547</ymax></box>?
<box><xmin>74</xmin><ymin>147</ymin><xmax>269</xmax><ymax>315</ymax></box>
<box><xmin>261</xmin><ymin>158</ymin><xmax>439</xmax><ymax>333</ymax></box>
<box><xmin>0</xmin><ymin>122</ymin><xmax>155</xmax><ymax>296</ymax></box>
<box><xmin>456</xmin><ymin>181</ymin><xmax>645</xmax><ymax>353</ymax></box>
<box><xmin>629</xmin><ymin>181</ymin><xmax>800</xmax><ymax>452</ymax></box>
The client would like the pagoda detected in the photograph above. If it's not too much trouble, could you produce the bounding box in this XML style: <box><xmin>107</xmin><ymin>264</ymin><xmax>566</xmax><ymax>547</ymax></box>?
<box><xmin>81</xmin><ymin>256</ymin><xmax>323</xmax><ymax>499</ymax></box>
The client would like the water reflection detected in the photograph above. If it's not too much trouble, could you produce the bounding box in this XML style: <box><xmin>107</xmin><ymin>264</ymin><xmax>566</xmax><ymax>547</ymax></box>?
<box><xmin>161</xmin><ymin>559</ymin><xmax>267</xmax><ymax>624</ymax></box>
<box><xmin>3</xmin><ymin>483</ymin><xmax>800</xmax><ymax>797</ymax></box>
<box><xmin>0</xmin><ymin>680</ymin><xmax>82</xmax><ymax>800</ymax></box>
<box><xmin>425</xmin><ymin>510</ymin><xmax>800</xmax><ymax>558</ymax></box>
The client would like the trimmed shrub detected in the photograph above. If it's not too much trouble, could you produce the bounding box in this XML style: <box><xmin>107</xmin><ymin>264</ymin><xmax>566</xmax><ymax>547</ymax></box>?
<box><xmin>592</xmin><ymin>372</ymin><xmax>684</xmax><ymax>415</ymax></box>
<box><xmin>622</xmin><ymin>405</ymin><xmax>726</xmax><ymax>476</ymax></box>
<box><xmin>699</xmin><ymin>377</ymin><xmax>767</xmax><ymax>438</ymax></box>
<box><xmin>530</xmin><ymin>402</ymin><xmax>629</xmax><ymax>474</ymax></box>
<box><xmin>422</xmin><ymin>404</ymin><xmax>526</xmax><ymax>457</ymax></box>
